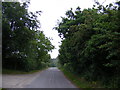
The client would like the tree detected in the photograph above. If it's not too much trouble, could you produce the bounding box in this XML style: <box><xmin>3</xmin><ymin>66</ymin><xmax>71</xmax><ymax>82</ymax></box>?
<box><xmin>2</xmin><ymin>2</ymin><xmax>54</xmax><ymax>71</ymax></box>
<box><xmin>56</xmin><ymin>1</ymin><xmax>120</xmax><ymax>87</ymax></box>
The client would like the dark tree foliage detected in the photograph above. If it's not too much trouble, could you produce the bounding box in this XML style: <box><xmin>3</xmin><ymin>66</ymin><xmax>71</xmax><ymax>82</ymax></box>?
<box><xmin>56</xmin><ymin>1</ymin><xmax>120</xmax><ymax>88</ymax></box>
<box><xmin>2</xmin><ymin>2</ymin><xmax>54</xmax><ymax>71</ymax></box>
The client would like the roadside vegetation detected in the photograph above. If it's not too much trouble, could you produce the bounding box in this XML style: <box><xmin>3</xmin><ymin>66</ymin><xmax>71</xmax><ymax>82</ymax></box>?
<box><xmin>2</xmin><ymin>2</ymin><xmax>54</xmax><ymax>72</ymax></box>
<box><xmin>2</xmin><ymin>68</ymin><xmax>47</xmax><ymax>74</ymax></box>
<box><xmin>60</xmin><ymin>68</ymin><xmax>103</xmax><ymax>88</ymax></box>
<box><xmin>56</xmin><ymin>1</ymin><xmax>120</xmax><ymax>88</ymax></box>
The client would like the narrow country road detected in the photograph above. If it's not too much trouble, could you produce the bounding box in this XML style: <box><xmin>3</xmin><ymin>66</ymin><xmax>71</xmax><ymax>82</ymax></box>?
<box><xmin>3</xmin><ymin>67</ymin><xmax>77</xmax><ymax>88</ymax></box>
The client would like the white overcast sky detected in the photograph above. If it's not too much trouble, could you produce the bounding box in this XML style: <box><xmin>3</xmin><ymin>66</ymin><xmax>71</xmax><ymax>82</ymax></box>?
<box><xmin>28</xmin><ymin>0</ymin><xmax>117</xmax><ymax>58</ymax></box>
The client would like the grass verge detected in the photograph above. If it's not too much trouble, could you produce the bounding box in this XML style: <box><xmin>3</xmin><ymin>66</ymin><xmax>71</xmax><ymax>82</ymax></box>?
<box><xmin>1</xmin><ymin>89</ymin><xmax>7</xmax><ymax>90</ymax></box>
<box><xmin>2</xmin><ymin>68</ymin><xmax>47</xmax><ymax>74</ymax></box>
<box><xmin>60</xmin><ymin>68</ymin><xmax>103</xmax><ymax>88</ymax></box>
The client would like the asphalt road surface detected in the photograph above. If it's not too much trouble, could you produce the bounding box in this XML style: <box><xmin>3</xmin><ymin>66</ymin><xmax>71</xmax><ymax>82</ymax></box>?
<box><xmin>3</xmin><ymin>67</ymin><xmax>77</xmax><ymax>88</ymax></box>
<box><xmin>24</xmin><ymin>67</ymin><xmax>76</xmax><ymax>88</ymax></box>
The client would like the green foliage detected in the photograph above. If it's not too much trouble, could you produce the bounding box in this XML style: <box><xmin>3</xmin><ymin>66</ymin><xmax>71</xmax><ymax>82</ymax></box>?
<box><xmin>2</xmin><ymin>2</ymin><xmax>54</xmax><ymax>71</ymax></box>
<box><xmin>2</xmin><ymin>69</ymin><xmax>43</xmax><ymax>74</ymax></box>
<box><xmin>60</xmin><ymin>68</ymin><xmax>102</xmax><ymax>88</ymax></box>
<box><xmin>56</xmin><ymin>1</ymin><xmax>120</xmax><ymax>88</ymax></box>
